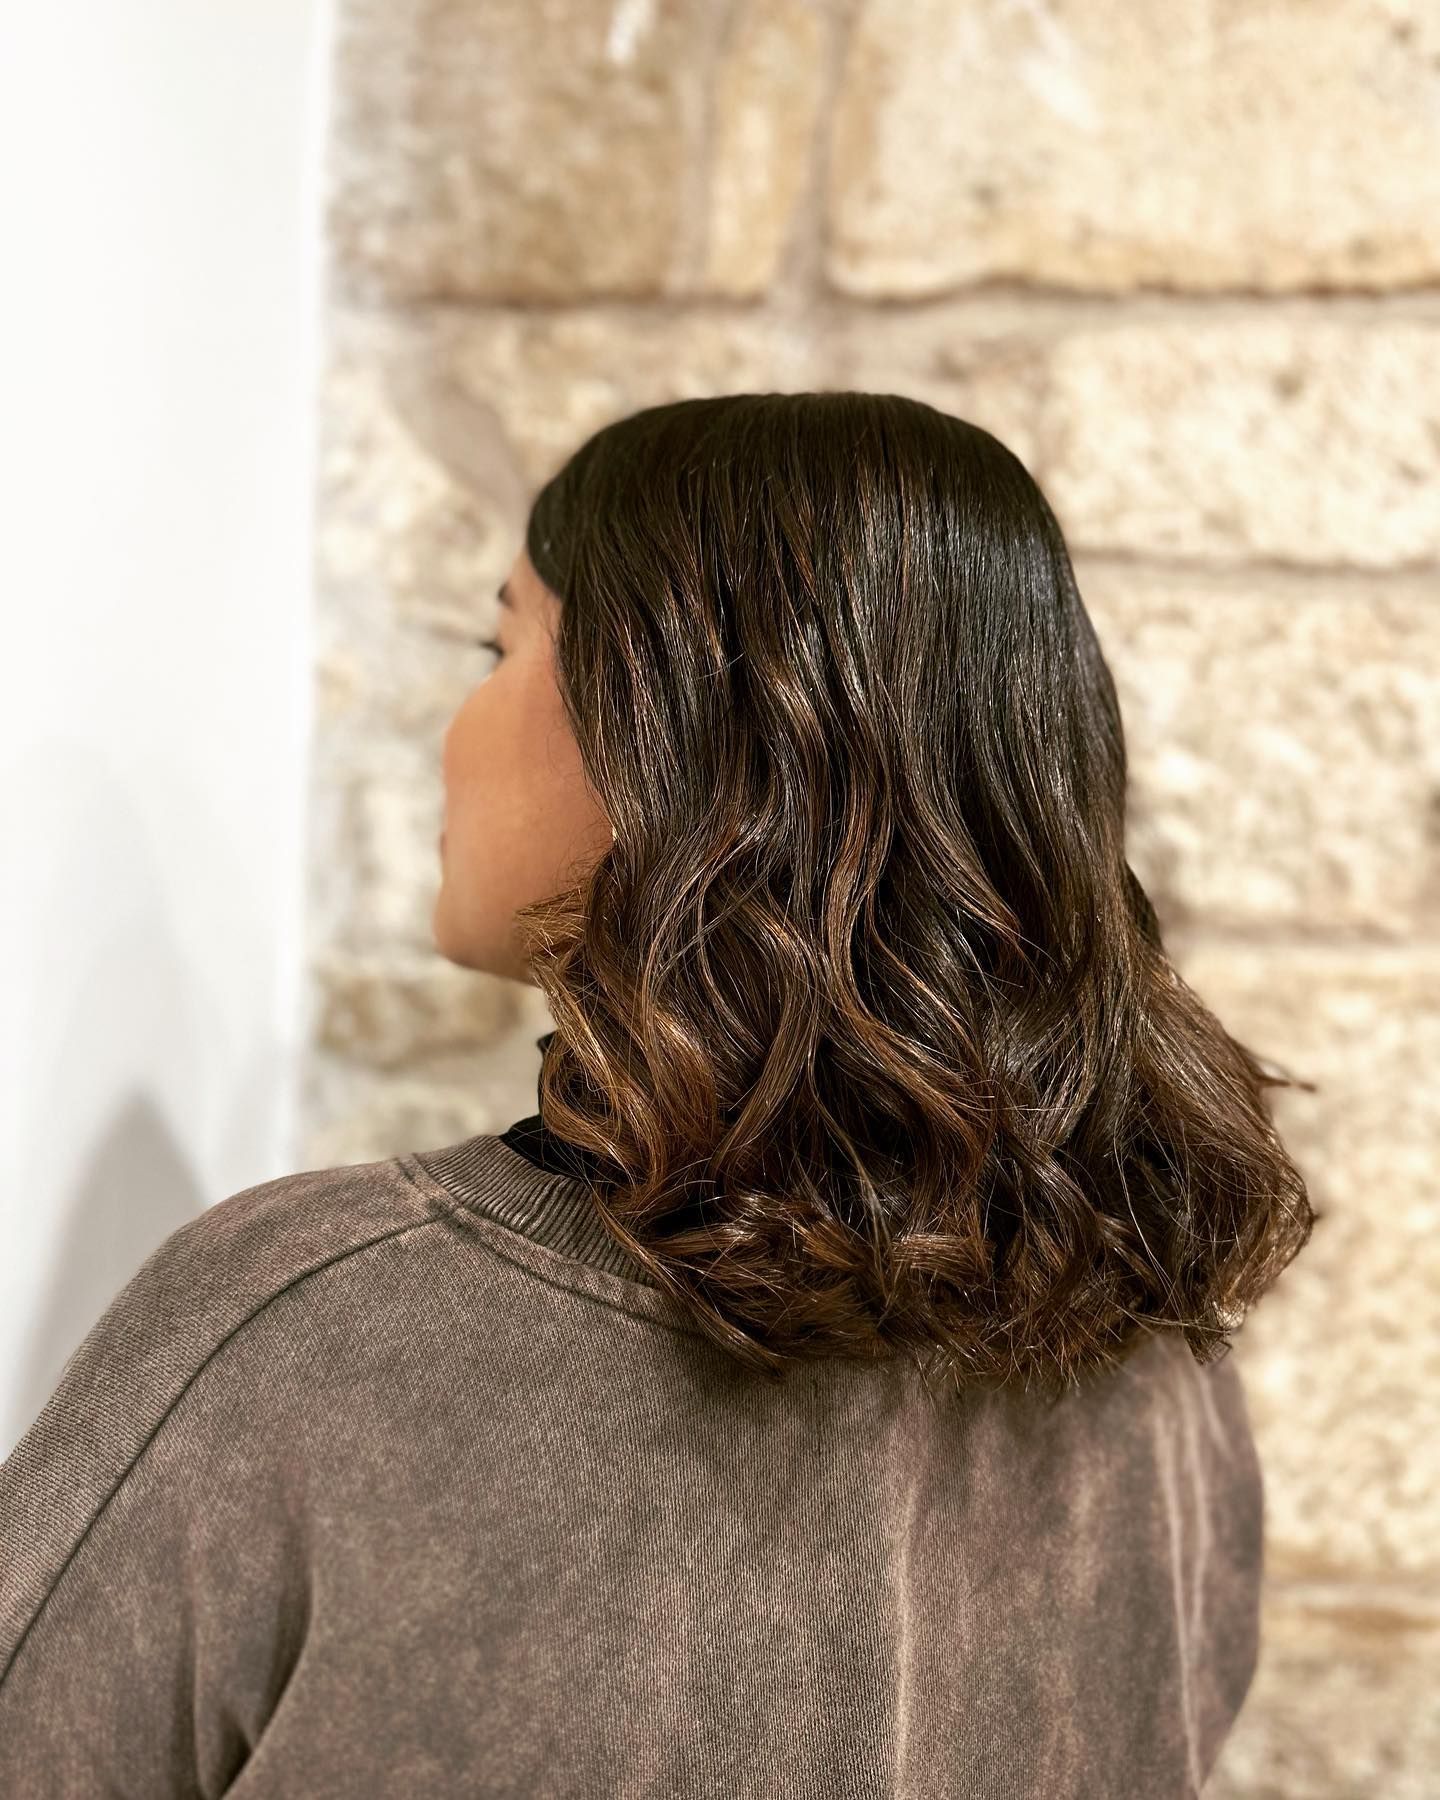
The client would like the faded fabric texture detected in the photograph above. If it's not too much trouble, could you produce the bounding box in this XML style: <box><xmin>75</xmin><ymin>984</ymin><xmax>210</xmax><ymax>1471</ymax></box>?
<box><xmin>0</xmin><ymin>1110</ymin><xmax>1264</xmax><ymax>1798</ymax></box>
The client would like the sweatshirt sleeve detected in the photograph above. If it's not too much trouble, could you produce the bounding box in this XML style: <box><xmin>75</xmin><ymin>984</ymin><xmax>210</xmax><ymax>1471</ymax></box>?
<box><xmin>0</xmin><ymin>1156</ymin><xmax>423</xmax><ymax>1800</ymax></box>
<box><xmin>0</xmin><ymin>1190</ymin><xmax>311</xmax><ymax>1798</ymax></box>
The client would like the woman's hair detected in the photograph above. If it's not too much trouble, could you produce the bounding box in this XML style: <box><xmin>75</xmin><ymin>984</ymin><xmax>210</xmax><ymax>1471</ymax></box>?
<box><xmin>511</xmin><ymin>391</ymin><xmax>1317</xmax><ymax>1402</ymax></box>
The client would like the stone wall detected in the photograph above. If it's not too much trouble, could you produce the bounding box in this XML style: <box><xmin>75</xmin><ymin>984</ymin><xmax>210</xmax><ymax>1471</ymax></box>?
<box><xmin>307</xmin><ymin>3</ymin><xmax>1440</xmax><ymax>1791</ymax></box>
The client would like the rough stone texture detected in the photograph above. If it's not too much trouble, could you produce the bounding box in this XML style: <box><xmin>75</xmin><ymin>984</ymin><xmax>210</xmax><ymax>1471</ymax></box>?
<box><xmin>1159</xmin><ymin>936</ymin><xmax>1440</xmax><ymax>1792</ymax></box>
<box><xmin>828</xmin><ymin>0</ymin><xmax>1440</xmax><ymax>297</ymax></box>
<box><xmin>301</xmin><ymin>1050</ymin><xmax>552</xmax><ymax>1170</ymax></box>
<box><xmin>1175</xmin><ymin>941</ymin><xmax>1440</xmax><ymax>1793</ymax></box>
<box><xmin>325</xmin><ymin>0</ymin><xmax>720</xmax><ymax>301</ymax></box>
<box><xmin>1079</xmin><ymin>565</ymin><xmax>1440</xmax><ymax>938</ymax></box>
<box><xmin>703</xmin><ymin>0</ymin><xmax>829</xmax><ymax>295</ymax></box>
<box><xmin>1035</xmin><ymin>316</ymin><xmax>1440</xmax><ymax>568</ymax></box>
<box><xmin>312</xmin><ymin>948</ymin><xmax>520</xmax><ymax>1069</ymax></box>
<box><xmin>831</xmin><ymin>305</ymin><xmax>1440</xmax><ymax>568</ymax></box>
<box><xmin>1164</xmin><ymin>943</ymin><xmax>1440</xmax><ymax>1581</ymax></box>
<box><xmin>313</xmin><ymin>310</ymin><xmax>525</xmax><ymax>640</ymax></box>
<box><xmin>310</xmin><ymin>1</ymin><xmax>1440</xmax><ymax>1788</ymax></box>
<box><xmin>1207</xmin><ymin>1579</ymin><xmax>1440</xmax><ymax>1798</ymax></box>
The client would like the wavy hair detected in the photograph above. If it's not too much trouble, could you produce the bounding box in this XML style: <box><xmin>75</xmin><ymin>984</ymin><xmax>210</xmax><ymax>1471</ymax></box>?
<box><xmin>509</xmin><ymin>391</ymin><xmax>1317</xmax><ymax>1401</ymax></box>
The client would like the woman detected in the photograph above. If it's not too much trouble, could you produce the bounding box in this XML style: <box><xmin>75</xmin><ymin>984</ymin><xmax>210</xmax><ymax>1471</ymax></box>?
<box><xmin>0</xmin><ymin>392</ymin><xmax>1314</xmax><ymax>1796</ymax></box>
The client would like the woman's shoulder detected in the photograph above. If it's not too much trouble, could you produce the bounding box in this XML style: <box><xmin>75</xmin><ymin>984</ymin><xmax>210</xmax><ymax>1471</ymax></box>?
<box><xmin>8</xmin><ymin>1149</ymin><xmax>448</xmax><ymax>1453</ymax></box>
<box><xmin>0</xmin><ymin>1148</ymin><xmax>454</xmax><ymax>1678</ymax></box>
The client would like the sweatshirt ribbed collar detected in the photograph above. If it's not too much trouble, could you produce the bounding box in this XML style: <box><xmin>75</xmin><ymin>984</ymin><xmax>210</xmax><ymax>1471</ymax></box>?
<box><xmin>410</xmin><ymin>1032</ymin><xmax>661</xmax><ymax>1286</ymax></box>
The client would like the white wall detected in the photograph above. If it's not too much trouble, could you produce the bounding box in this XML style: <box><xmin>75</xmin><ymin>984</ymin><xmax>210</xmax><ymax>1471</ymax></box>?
<box><xmin>0</xmin><ymin>0</ymin><xmax>333</xmax><ymax>1456</ymax></box>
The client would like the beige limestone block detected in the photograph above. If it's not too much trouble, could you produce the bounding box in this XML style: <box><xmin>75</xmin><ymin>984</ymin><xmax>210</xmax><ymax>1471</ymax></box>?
<box><xmin>826</xmin><ymin>300</ymin><xmax>1055</xmax><ymax>475</ymax></box>
<box><xmin>436</xmin><ymin>304</ymin><xmax>828</xmax><ymax>478</ymax></box>
<box><xmin>326</xmin><ymin>0</ymin><xmax>722</xmax><ymax>301</ymax></box>
<box><xmin>1173</xmin><ymin>942</ymin><xmax>1440</xmax><ymax>1581</ymax></box>
<box><xmin>317</xmin><ymin>614</ymin><xmax>489</xmax><ymax>752</ymax></box>
<box><xmin>1080</xmin><ymin>566</ymin><xmax>1440</xmax><ymax>938</ymax></box>
<box><xmin>311</xmin><ymin>948</ymin><xmax>522</xmax><ymax>1068</ymax></box>
<box><xmin>315</xmin><ymin>309</ymin><xmax>526</xmax><ymax>641</ymax></box>
<box><xmin>299</xmin><ymin>1073</ymin><xmax>520</xmax><ymax>1169</ymax></box>
<box><xmin>828</xmin><ymin>0</ymin><xmax>1440</xmax><ymax>296</ymax></box>
<box><xmin>324</xmin><ymin>746</ymin><xmax>447</xmax><ymax>954</ymax></box>
<box><xmin>314</xmin><ymin>300</ymin><xmax>826</xmax><ymax>630</ymax></box>
<box><xmin>702</xmin><ymin>0</ymin><xmax>828</xmax><ymax>295</ymax></box>
<box><xmin>1207</xmin><ymin>1578</ymin><xmax>1440</xmax><ymax>1799</ymax></box>
<box><xmin>1037</xmin><ymin>314</ymin><xmax>1440</xmax><ymax>568</ymax></box>
<box><xmin>300</xmin><ymin>1007</ymin><xmax>556</xmax><ymax>1168</ymax></box>
<box><xmin>832</xmin><ymin>304</ymin><xmax>1440</xmax><ymax>567</ymax></box>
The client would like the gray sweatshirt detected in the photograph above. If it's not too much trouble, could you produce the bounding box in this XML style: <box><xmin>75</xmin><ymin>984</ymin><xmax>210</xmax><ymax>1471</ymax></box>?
<box><xmin>0</xmin><ymin>1124</ymin><xmax>1264</xmax><ymax>1797</ymax></box>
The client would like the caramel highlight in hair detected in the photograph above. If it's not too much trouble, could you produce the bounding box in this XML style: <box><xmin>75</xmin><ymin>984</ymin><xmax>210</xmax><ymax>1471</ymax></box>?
<box><xmin>510</xmin><ymin>392</ymin><xmax>1317</xmax><ymax>1401</ymax></box>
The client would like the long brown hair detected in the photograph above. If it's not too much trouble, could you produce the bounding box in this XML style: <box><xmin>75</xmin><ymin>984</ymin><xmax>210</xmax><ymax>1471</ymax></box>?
<box><xmin>511</xmin><ymin>391</ymin><xmax>1317</xmax><ymax>1400</ymax></box>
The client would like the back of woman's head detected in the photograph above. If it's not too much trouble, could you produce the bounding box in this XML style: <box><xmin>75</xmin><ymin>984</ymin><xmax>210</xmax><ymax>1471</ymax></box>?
<box><xmin>513</xmin><ymin>389</ymin><xmax>1316</xmax><ymax>1400</ymax></box>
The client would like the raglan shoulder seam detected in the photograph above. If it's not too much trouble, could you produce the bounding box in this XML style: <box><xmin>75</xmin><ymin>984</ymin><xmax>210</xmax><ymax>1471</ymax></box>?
<box><xmin>0</xmin><ymin>1198</ymin><xmax>452</xmax><ymax>1692</ymax></box>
